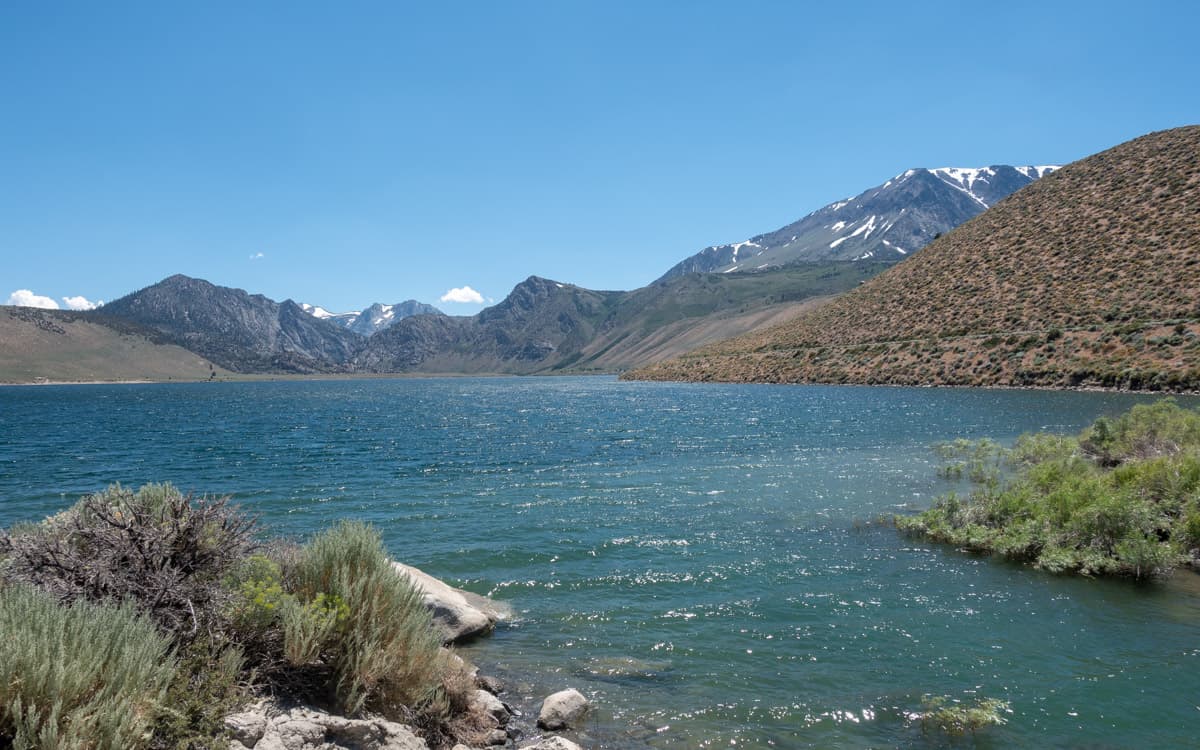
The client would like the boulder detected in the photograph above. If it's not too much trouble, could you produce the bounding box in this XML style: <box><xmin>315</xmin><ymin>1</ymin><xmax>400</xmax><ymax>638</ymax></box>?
<box><xmin>520</xmin><ymin>738</ymin><xmax>584</xmax><ymax>750</ymax></box>
<box><xmin>469</xmin><ymin>689</ymin><xmax>511</xmax><ymax>726</ymax></box>
<box><xmin>476</xmin><ymin>673</ymin><xmax>506</xmax><ymax>696</ymax></box>
<box><xmin>392</xmin><ymin>562</ymin><xmax>505</xmax><ymax>644</ymax></box>
<box><xmin>536</xmin><ymin>689</ymin><xmax>589</xmax><ymax>731</ymax></box>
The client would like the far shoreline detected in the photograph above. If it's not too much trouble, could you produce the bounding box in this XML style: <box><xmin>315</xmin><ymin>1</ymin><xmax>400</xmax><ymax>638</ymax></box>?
<box><xmin>5</xmin><ymin>371</ymin><xmax>1199</xmax><ymax>397</ymax></box>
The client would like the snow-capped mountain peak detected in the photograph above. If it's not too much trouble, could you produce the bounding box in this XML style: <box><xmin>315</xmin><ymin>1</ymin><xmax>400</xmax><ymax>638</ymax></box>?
<box><xmin>299</xmin><ymin>303</ymin><xmax>351</xmax><ymax>320</ymax></box>
<box><xmin>299</xmin><ymin>300</ymin><xmax>444</xmax><ymax>336</ymax></box>
<box><xmin>655</xmin><ymin>163</ymin><xmax>1061</xmax><ymax>281</ymax></box>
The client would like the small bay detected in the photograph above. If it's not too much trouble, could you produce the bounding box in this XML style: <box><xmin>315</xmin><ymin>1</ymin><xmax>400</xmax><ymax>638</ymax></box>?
<box><xmin>1</xmin><ymin>376</ymin><xmax>1197</xmax><ymax>747</ymax></box>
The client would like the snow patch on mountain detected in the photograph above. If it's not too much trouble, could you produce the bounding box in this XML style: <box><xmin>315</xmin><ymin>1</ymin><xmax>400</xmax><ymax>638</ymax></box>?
<box><xmin>300</xmin><ymin>303</ymin><xmax>351</xmax><ymax>320</ymax></box>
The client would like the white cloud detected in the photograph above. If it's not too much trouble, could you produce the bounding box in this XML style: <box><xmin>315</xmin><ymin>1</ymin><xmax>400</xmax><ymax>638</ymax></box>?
<box><xmin>440</xmin><ymin>285</ymin><xmax>485</xmax><ymax>304</ymax></box>
<box><xmin>6</xmin><ymin>289</ymin><xmax>59</xmax><ymax>309</ymax></box>
<box><xmin>63</xmin><ymin>295</ymin><xmax>102</xmax><ymax>310</ymax></box>
<box><xmin>250</xmin><ymin>252</ymin><xmax>265</xmax><ymax>260</ymax></box>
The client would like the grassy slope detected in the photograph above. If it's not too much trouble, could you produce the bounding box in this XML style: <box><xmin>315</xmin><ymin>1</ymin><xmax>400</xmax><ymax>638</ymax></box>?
<box><xmin>0</xmin><ymin>307</ymin><xmax>228</xmax><ymax>383</ymax></box>
<box><xmin>627</xmin><ymin>126</ymin><xmax>1200</xmax><ymax>390</ymax></box>
<box><xmin>563</xmin><ymin>262</ymin><xmax>893</xmax><ymax>372</ymax></box>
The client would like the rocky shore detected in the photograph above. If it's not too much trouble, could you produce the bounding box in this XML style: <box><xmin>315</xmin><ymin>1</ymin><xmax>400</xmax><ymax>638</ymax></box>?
<box><xmin>223</xmin><ymin>562</ymin><xmax>592</xmax><ymax>750</ymax></box>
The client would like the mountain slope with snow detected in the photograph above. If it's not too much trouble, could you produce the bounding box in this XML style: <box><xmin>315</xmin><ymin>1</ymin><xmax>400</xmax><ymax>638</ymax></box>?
<box><xmin>628</xmin><ymin>126</ymin><xmax>1200</xmax><ymax>391</ymax></box>
<box><xmin>300</xmin><ymin>300</ymin><xmax>444</xmax><ymax>336</ymax></box>
<box><xmin>657</xmin><ymin>164</ymin><xmax>1057</xmax><ymax>281</ymax></box>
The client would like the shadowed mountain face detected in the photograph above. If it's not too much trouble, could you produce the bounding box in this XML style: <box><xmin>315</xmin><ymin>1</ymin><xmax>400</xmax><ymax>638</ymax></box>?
<box><xmin>101</xmin><ymin>275</ymin><xmax>363</xmax><ymax>373</ymax></box>
<box><xmin>656</xmin><ymin>165</ymin><xmax>1057</xmax><ymax>281</ymax></box>
<box><xmin>354</xmin><ymin>276</ymin><xmax>622</xmax><ymax>373</ymax></box>
<box><xmin>628</xmin><ymin>126</ymin><xmax>1200</xmax><ymax>392</ymax></box>
<box><xmin>352</xmin><ymin>265</ymin><xmax>886</xmax><ymax>375</ymax></box>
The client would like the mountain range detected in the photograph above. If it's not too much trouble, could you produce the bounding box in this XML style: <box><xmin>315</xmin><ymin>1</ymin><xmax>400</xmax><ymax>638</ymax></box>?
<box><xmin>628</xmin><ymin>126</ymin><xmax>1200</xmax><ymax>391</ymax></box>
<box><xmin>657</xmin><ymin>165</ymin><xmax>1057</xmax><ymax>281</ymax></box>
<box><xmin>2</xmin><ymin>152</ymin><xmax>1079</xmax><ymax>383</ymax></box>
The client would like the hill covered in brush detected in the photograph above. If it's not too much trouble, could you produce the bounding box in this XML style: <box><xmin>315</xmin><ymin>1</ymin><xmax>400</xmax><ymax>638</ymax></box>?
<box><xmin>627</xmin><ymin>126</ymin><xmax>1200</xmax><ymax>391</ymax></box>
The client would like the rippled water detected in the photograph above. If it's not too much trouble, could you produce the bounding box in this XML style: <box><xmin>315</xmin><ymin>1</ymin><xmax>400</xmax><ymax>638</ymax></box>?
<box><xmin>2</xmin><ymin>377</ymin><xmax>1198</xmax><ymax>747</ymax></box>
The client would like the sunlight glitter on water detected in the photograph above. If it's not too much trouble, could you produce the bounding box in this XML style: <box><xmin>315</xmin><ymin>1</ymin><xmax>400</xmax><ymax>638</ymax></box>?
<box><xmin>3</xmin><ymin>377</ymin><xmax>1199</xmax><ymax>748</ymax></box>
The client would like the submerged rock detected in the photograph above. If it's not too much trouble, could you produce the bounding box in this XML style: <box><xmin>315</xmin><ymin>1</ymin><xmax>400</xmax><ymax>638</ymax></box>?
<box><xmin>520</xmin><ymin>738</ymin><xmax>583</xmax><ymax>750</ymax></box>
<box><xmin>536</xmin><ymin>689</ymin><xmax>589</xmax><ymax>731</ymax></box>
<box><xmin>392</xmin><ymin>562</ymin><xmax>506</xmax><ymax>644</ymax></box>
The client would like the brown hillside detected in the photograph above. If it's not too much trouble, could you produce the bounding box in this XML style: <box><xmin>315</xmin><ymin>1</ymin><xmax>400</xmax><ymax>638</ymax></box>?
<box><xmin>0</xmin><ymin>307</ymin><xmax>228</xmax><ymax>384</ymax></box>
<box><xmin>626</xmin><ymin>125</ymin><xmax>1200</xmax><ymax>390</ymax></box>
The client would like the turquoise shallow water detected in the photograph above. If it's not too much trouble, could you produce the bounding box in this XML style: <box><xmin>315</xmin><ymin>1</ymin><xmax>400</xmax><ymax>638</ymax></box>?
<box><xmin>1</xmin><ymin>376</ymin><xmax>1198</xmax><ymax>748</ymax></box>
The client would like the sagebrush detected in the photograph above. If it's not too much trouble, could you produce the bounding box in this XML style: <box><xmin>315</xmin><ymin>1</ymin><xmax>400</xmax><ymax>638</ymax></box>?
<box><xmin>0</xmin><ymin>584</ymin><xmax>177</xmax><ymax>750</ymax></box>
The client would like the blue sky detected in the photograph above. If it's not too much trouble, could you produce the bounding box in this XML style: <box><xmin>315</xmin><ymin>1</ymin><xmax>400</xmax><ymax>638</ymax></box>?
<box><xmin>2</xmin><ymin>1</ymin><xmax>1197</xmax><ymax>313</ymax></box>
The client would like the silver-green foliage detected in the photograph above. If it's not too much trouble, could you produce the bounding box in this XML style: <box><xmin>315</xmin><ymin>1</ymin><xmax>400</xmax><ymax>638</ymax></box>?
<box><xmin>0</xmin><ymin>585</ymin><xmax>177</xmax><ymax>750</ymax></box>
<box><xmin>290</xmin><ymin>521</ymin><xmax>443</xmax><ymax>716</ymax></box>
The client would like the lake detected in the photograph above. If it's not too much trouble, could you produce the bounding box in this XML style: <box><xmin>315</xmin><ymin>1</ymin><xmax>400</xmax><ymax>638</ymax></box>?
<box><xmin>1</xmin><ymin>376</ymin><xmax>1197</xmax><ymax>747</ymax></box>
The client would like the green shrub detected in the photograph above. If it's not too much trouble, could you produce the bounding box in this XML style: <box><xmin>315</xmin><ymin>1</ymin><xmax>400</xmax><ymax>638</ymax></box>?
<box><xmin>281</xmin><ymin>592</ymin><xmax>350</xmax><ymax>667</ymax></box>
<box><xmin>1081</xmin><ymin>399</ymin><xmax>1200</xmax><ymax>465</ymax></box>
<box><xmin>0</xmin><ymin>585</ymin><xmax>176</xmax><ymax>750</ymax></box>
<box><xmin>899</xmin><ymin>401</ymin><xmax>1200</xmax><ymax>579</ymax></box>
<box><xmin>150</xmin><ymin>637</ymin><xmax>244</xmax><ymax>750</ymax></box>
<box><xmin>226</xmin><ymin>554</ymin><xmax>288</xmax><ymax>634</ymax></box>
<box><xmin>290</xmin><ymin>521</ymin><xmax>443</xmax><ymax>716</ymax></box>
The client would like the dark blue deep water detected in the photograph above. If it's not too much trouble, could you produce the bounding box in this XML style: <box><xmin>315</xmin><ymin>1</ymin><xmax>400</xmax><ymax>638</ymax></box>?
<box><xmin>2</xmin><ymin>377</ymin><xmax>1198</xmax><ymax>748</ymax></box>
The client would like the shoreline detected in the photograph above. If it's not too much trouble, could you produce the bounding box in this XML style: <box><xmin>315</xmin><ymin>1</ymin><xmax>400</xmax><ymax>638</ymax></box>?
<box><xmin>5</xmin><ymin>371</ymin><xmax>1199</xmax><ymax>397</ymax></box>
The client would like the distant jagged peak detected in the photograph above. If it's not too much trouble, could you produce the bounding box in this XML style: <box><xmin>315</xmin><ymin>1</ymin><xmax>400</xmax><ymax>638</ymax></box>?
<box><xmin>299</xmin><ymin>299</ymin><xmax>443</xmax><ymax>336</ymax></box>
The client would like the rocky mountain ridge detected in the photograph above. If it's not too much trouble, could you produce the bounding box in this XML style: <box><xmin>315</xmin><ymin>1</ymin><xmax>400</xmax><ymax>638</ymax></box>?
<box><xmin>101</xmin><ymin>275</ymin><xmax>362</xmax><ymax>373</ymax></box>
<box><xmin>656</xmin><ymin>164</ymin><xmax>1057</xmax><ymax>281</ymax></box>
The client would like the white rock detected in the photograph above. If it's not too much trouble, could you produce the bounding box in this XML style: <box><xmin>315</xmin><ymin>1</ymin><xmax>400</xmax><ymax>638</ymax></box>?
<box><xmin>392</xmin><ymin>562</ymin><xmax>505</xmax><ymax>643</ymax></box>
<box><xmin>224</xmin><ymin>701</ymin><xmax>428</xmax><ymax>750</ymax></box>
<box><xmin>537</xmin><ymin>688</ymin><xmax>590</xmax><ymax>731</ymax></box>
<box><xmin>225</xmin><ymin>710</ymin><xmax>269</xmax><ymax>746</ymax></box>
<box><xmin>273</xmin><ymin>718</ymin><xmax>327</xmax><ymax>749</ymax></box>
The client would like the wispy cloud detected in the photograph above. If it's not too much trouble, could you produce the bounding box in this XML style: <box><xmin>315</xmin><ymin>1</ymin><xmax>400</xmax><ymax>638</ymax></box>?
<box><xmin>62</xmin><ymin>295</ymin><xmax>102</xmax><ymax>310</ymax></box>
<box><xmin>440</xmin><ymin>285</ymin><xmax>485</xmax><ymax>304</ymax></box>
<box><xmin>6</xmin><ymin>289</ymin><xmax>59</xmax><ymax>309</ymax></box>
<box><xmin>249</xmin><ymin>252</ymin><xmax>265</xmax><ymax>260</ymax></box>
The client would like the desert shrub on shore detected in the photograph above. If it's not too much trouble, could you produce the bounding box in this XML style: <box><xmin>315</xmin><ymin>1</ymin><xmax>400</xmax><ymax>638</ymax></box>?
<box><xmin>0</xmin><ymin>584</ymin><xmax>176</xmax><ymax>750</ymax></box>
<box><xmin>282</xmin><ymin>521</ymin><xmax>447</xmax><ymax>717</ymax></box>
<box><xmin>897</xmin><ymin>400</ymin><xmax>1200</xmax><ymax>579</ymax></box>
<box><xmin>0</xmin><ymin>483</ymin><xmax>256</xmax><ymax>635</ymax></box>
<box><xmin>0</xmin><ymin>486</ymin><xmax>476</xmax><ymax>749</ymax></box>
